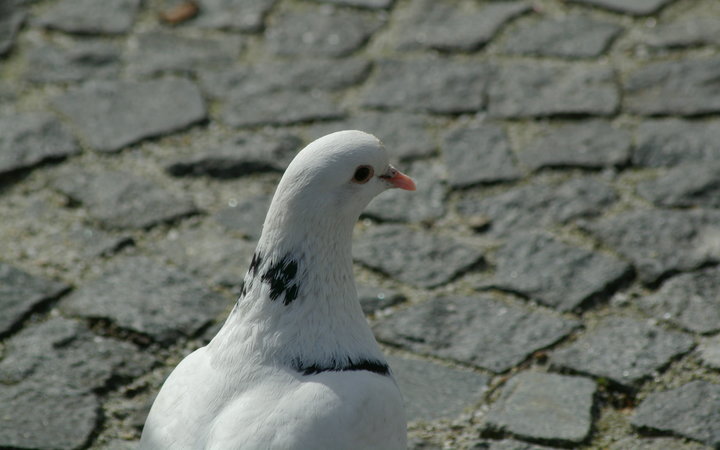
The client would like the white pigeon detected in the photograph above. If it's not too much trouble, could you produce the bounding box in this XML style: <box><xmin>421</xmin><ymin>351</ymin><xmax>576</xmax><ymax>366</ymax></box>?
<box><xmin>140</xmin><ymin>130</ymin><xmax>416</xmax><ymax>450</ymax></box>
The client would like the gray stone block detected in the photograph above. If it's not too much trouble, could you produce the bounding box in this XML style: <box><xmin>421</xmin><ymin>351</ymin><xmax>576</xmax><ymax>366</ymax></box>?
<box><xmin>632</xmin><ymin>381</ymin><xmax>720</xmax><ymax>448</ymax></box>
<box><xmin>265</xmin><ymin>8</ymin><xmax>383</xmax><ymax>57</ymax></box>
<box><xmin>166</xmin><ymin>134</ymin><xmax>302</xmax><ymax>178</ymax></box>
<box><xmin>638</xmin><ymin>266</ymin><xmax>720</xmax><ymax>334</ymax></box>
<box><xmin>199</xmin><ymin>58</ymin><xmax>371</xmax><ymax>98</ymax></box>
<box><xmin>26</xmin><ymin>40</ymin><xmax>120</xmax><ymax>83</ymax></box>
<box><xmin>394</xmin><ymin>0</ymin><xmax>529</xmax><ymax>52</ymax></box>
<box><xmin>126</xmin><ymin>31</ymin><xmax>241</xmax><ymax>76</ymax></box>
<box><xmin>567</xmin><ymin>0</ymin><xmax>676</xmax><ymax>16</ymax></box>
<box><xmin>0</xmin><ymin>263</ymin><xmax>68</xmax><ymax>336</ymax></box>
<box><xmin>582</xmin><ymin>209</ymin><xmax>720</xmax><ymax>284</ymax></box>
<box><xmin>637</xmin><ymin>162</ymin><xmax>720</xmax><ymax>208</ymax></box>
<box><xmin>458</xmin><ymin>177</ymin><xmax>617</xmax><ymax>237</ymax></box>
<box><xmin>190</xmin><ymin>0</ymin><xmax>277</xmax><ymax>32</ymax></box>
<box><xmin>354</xmin><ymin>225</ymin><xmax>483</xmax><ymax>288</ymax></box>
<box><xmin>490</xmin><ymin>232</ymin><xmax>631</xmax><ymax>312</ymax></box>
<box><xmin>485</xmin><ymin>372</ymin><xmax>596</xmax><ymax>445</ymax></box>
<box><xmin>221</xmin><ymin>89</ymin><xmax>344</xmax><ymax>127</ymax></box>
<box><xmin>61</xmin><ymin>256</ymin><xmax>229</xmax><ymax>343</ymax></box>
<box><xmin>373</xmin><ymin>296</ymin><xmax>579</xmax><ymax>372</ymax></box>
<box><xmin>516</xmin><ymin>121</ymin><xmax>631</xmax><ymax>170</ymax></box>
<box><xmin>550</xmin><ymin>317</ymin><xmax>694</xmax><ymax>387</ymax></box>
<box><xmin>488</xmin><ymin>62</ymin><xmax>619</xmax><ymax>118</ymax></box>
<box><xmin>0</xmin><ymin>382</ymin><xmax>99</xmax><ymax>450</ymax></box>
<box><xmin>441</xmin><ymin>124</ymin><xmax>521</xmax><ymax>187</ymax></box>
<box><xmin>0</xmin><ymin>0</ymin><xmax>24</xmax><ymax>56</ymax></box>
<box><xmin>633</xmin><ymin>119</ymin><xmax>720</xmax><ymax>168</ymax></box>
<box><xmin>359</xmin><ymin>59</ymin><xmax>491</xmax><ymax>114</ymax></box>
<box><xmin>52</xmin><ymin>78</ymin><xmax>206</xmax><ymax>152</ymax></box>
<box><xmin>502</xmin><ymin>14</ymin><xmax>622</xmax><ymax>58</ymax></box>
<box><xmin>624</xmin><ymin>57</ymin><xmax>720</xmax><ymax>116</ymax></box>
<box><xmin>0</xmin><ymin>111</ymin><xmax>80</xmax><ymax>177</ymax></box>
<box><xmin>387</xmin><ymin>355</ymin><xmax>489</xmax><ymax>422</ymax></box>
<box><xmin>36</xmin><ymin>0</ymin><xmax>140</xmax><ymax>34</ymax></box>
<box><xmin>53</xmin><ymin>169</ymin><xmax>197</xmax><ymax>230</ymax></box>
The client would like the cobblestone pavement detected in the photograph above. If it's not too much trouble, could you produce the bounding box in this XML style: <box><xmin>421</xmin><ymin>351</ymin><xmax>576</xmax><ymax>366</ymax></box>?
<box><xmin>1</xmin><ymin>0</ymin><xmax>720</xmax><ymax>448</ymax></box>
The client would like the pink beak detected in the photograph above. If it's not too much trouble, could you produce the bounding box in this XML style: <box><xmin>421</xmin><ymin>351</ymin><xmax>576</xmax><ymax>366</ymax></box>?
<box><xmin>381</xmin><ymin>165</ymin><xmax>416</xmax><ymax>191</ymax></box>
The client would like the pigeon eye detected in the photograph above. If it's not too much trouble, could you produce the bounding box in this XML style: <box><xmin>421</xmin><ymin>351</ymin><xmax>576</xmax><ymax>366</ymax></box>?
<box><xmin>352</xmin><ymin>165</ymin><xmax>373</xmax><ymax>184</ymax></box>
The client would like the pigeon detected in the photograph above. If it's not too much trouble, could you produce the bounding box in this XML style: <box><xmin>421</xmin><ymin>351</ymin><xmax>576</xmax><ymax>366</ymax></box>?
<box><xmin>140</xmin><ymin>130</ymin><xmax>415</xmax><ymax>449</ymax></box>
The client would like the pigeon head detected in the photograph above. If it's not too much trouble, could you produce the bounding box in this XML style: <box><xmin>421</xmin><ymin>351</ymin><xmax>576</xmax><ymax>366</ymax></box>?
<box><xmin>263</xmin><ymin>130</ymin><xmax>415</xmax><ymax>239</ymax></box>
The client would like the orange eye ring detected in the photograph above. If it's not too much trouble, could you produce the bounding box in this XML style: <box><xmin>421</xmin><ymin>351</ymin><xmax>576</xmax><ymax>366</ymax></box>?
<box><xmin>351</xmin><ymin>165</ymin><xmax>374</xmax><ymax>184</ymax></box>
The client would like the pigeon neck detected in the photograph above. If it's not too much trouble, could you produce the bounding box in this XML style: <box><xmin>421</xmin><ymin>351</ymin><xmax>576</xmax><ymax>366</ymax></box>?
<box><xmin>209</xmin><ymin>206</ymin><xmax>385</xmax><ymax>372</ymax></box>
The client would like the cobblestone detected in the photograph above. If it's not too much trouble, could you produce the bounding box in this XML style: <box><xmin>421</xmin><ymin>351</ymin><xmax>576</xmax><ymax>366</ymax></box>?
<box><xmin>484</xmin><ymin>372</ymin><xmax>596</xmax><ymax>445</ymax></box>
<box><xmin>3</xmin><ymin>0</ymin><xmax>720</xmax><ymax>447</ymax></box>
<box><xmin>373</xmin><ymin>296</ymin><xmax>579</xmax><ymax>373</ymax></box>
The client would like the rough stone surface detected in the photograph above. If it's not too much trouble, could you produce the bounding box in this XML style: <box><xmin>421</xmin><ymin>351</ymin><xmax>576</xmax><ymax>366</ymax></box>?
<box><xmin>458</xmin><ymin>177</ymin><xmax>617</xmax><ymax>237</ymax></box>
<box><xmin>567</xmin><ymin>0</ymin><xmax>676</xmax><ymax>16</ymax></box>
<box><xmin>373</xmin><ymin>296</ymin><xmax>579</xmax><ymax>372</ymax></box>
<box><xmin>388</xmin><ymin>355</ymin><xmax>489</xmax><ymax>421</ymax></box>
<box><xmin>698</xmin><ymin>335</ymin><xmax>720</xmax><ymax>370</ymax></box>
<box><xmin>312</xmin><ymin>0</ymin><xmax>392</xmax><ymax>9</ymax></box>
<box><xmin>356</xmin><ymin>284</ymin><xmax>406</xmax><ymax>315</ymax></box>
<box><xmin>0</xmin><ymin>0</ymin><xmax>25</xmax><ymax>56</ymax></box>
<box><xmin>516</xmin><ymin>121</ymin><xmax>631</xmax><ymax>170</ymax></box>
<box><xmin>551</xmin><ymin>317</ymin><xmax>694</xmax><ymax>387</ymax></box>
<box><xmin>52</xmin><ymin>78</ymin><xmax>206</xmax><ymax>152</ymax></box>
<box><xmin>0</xmin><ymin>111</ymin><xmax>80</xmax><ymax>177</ymax></box>
<box><xmin>490</xmin><ymin>232</ymin><xmax>631</xmax><ymax>312</ymax></box>
<box><xmin>632</xmin><ymin>381</ymin><xmax>720</xmax><ymax>448</ymax></box>
<box><xmin>166</xmin><ymin>134</ymin><xmax>302</xmax><ymax>178</ymax></box>
<box><xmin>306</xmin><ymin>111</ymin><xmax>435</xmax><ymax>161</ymax></box>
<box><xmin>488</xmin><ymin>63</ymin><xmax>619</xmax><ymax>118</ymax></box>
<box><xmin>624</xmin><ymin>57</ymin><xmax>720</xmax><ymax>116</ymax></box>
<box><xmin>221</xmin><ymin>89</ymin><xmax>344</xmax><ymax>127</ymax></box>
<box><xmin>126</xmin><ymin>32</ymin><xmax>241</xmax><ymax>76</ymax></box>
<box><xmin>485</xmin><ymin>372</ymin><xmax>596</xmax><ymax>444</ymax></box>
<box><xmin>265</xmin><ymin>8</ymin><xmax>383</xmax><ymax>57</ymax></box>
<box><xmin>4</xmin><ymin>0</ymin><xmax>720</xmax><ymax>446</ymax></box>
<box><xmin>0</xmin><ymin>263</ymin><xmax>68</xmax><ymax>336</ymax></box>
<box><xmin>157</xmin><ymin>227</ymin><xmax>256</xmax><ymax>289</ymax></box>
<box><xmin>214</xmin><ymin>194</ymin><xmax>272</xmax><ymax>240</ymax></box>
<box><xmin>502</xmin><ymin>14</ymin><xmax>622</xmax><ymax>58</ymax></box>
<box><xmin>633</xmin><ymin>119</ymin><xmax>720</xmax><ymax>167</ymax></box>
<box><xmin>0</xmin><ymin>382</ymin><xmax>99</xmax><ymax>450</ymax></box>
<box><xmin>638</xmin><ymin>266</ymin><xmax>720</xmax><ymax>334</ymax></box>
<box><xmin>36</xmin><ymin>0</ymin><xmax>140</xmax><ymax>34</ymax></box>
<box><xmin>25</xmin><ymin>40</ymin><xmax>121</xmax><ymax>83</ymax></box>
<box><xmin>441</xmin><ymin>124</ymin><xmax>521</xmax><ymax>187</ymax></box>
<box><xmin>641</xmin><ymin>17</ymin><xmax>720</xmax><ymax>49</ymax></box>
<box><xmin>394</xmin><ymin>0</ymin><xmax>529</xmax><ymax>52</ymax></box>
<box><xmin>53</xmin><ymin>169</ymin><xmax>197</xmax><ymax>230</ymax></box>
<box><xmin>0</xmin><ymin>317</ymin><xmax>153</xmax><ymax>391</ymax></box>
<box><xmin>354</xmin><ymin>225</ymin><xmax>483</xmax><ymax>288</ymax></box>
<box><xmin>364</xmin><ymin>160</ymin><xmax>447</xmax><ymax>223</ymax></box>
<box><xmin>61</xmin><ymin>256</ymin><xmax>229</xmax><ymax>343</ymax></box>
<box><xmin>608</xmin><ymin>436</ymin><xmax>711</xmax><ymax>450</ymax></box>
<box><xmin>359</xmin><ymin>59</ymin><xmax>491</xmax><ymax>114</ymax></box>
<box><xmin>479</xmin><ymin>441</ymin><xmax>563</xmax><ymax>450</ymax></box>
<box><xmin>636</xmin><ymin>162</ymin><xmax>720</xmax><ymax>208</ymax></box>
<box><xmin>582</xmin><ymin>209</ymin><xmax>720</xmax><ymax>284</ymax></box>
<box><xmin>189</xmin><ymin>0</ymin><xmax>277</xmax><ymax>32</ymax></box>
<box><xmin>199</xmin><ymin>58</ymin><xmax>371</xmax><ymax>98</ymax></box>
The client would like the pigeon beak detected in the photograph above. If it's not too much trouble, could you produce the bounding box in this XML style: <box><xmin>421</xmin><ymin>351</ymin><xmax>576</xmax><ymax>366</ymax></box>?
<box><xmin>380</xmin><ymin>165</ymin><xmax>416</xmax><ymax>191</ymax></box>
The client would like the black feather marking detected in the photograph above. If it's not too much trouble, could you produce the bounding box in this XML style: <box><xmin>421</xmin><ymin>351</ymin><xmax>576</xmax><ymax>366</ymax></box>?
<box><xmin>293</xmin><ymin>357</ymin><xmax>390</xmax><ymax>377</ymax></box>
<box><xmin>261</xmin><ymin>254</ymin><xmax>300</xmax><ymax>305</ymax></box>
<box><xmin>249</xmin><ymin>252</ymin><xmax>262</xmax><ymax>276</ymax></box>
